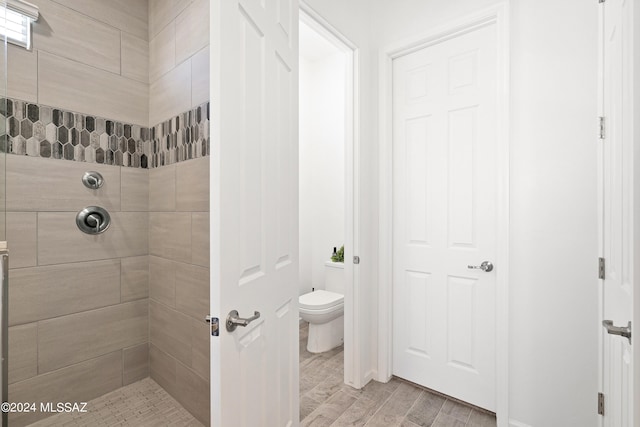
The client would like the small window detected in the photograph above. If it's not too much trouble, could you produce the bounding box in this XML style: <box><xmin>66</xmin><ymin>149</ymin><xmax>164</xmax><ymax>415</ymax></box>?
<box><xmin>0</xmin><ymin>0</ymin><xmax>38</xmax><ymax>50</ymax></box>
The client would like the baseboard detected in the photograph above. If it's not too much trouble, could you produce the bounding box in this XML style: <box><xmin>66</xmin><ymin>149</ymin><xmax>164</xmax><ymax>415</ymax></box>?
<box><xmin>364</xmin><ymin>369</ymin><xmax>376</xmax><ymax>385</ymax></box>
<box><xmin>373</xmin><ymin>369</ymin><xmax>392</xmax><ymax>383</ymax></box>
<box><xmin>509</xmin><ymin>419</ymin><xmax>533</xmax><ymax>427</ymax></box>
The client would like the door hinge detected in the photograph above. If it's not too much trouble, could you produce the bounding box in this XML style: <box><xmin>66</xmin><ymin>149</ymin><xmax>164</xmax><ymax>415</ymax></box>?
<box><xmin>353</xmin><ymin>256</ymin><xmax>360</xmax><ymax>264</ymax></box>
<box><xmin>205</xmin><ymin>315</ymin><xmax>219</xmax><ymax>336</ymax></box>
<box><xmin>599</xmin><ymin>0</ymin><xmax>605</xmax><ymax>3</ymax></box>
<box><xmin>599</xmin><ymin>116</ymin><xmax>605</xmax><ymax>139</ymax></box>
<box><xmin>599</xmin><ymin>257</ymin><xmax>605</xmax><ymax>279</ymax></box>
<box><xmin>598</xmin><ymin>392</ymin><xmax>605</xmax><ymax>415</ymax></box>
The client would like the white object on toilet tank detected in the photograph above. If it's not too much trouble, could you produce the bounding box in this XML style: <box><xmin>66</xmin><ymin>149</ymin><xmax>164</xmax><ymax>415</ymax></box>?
<box><xmin>324</xmin><ymin>261</ymin><xmax>345</xmax><ymax>294</ymax></box>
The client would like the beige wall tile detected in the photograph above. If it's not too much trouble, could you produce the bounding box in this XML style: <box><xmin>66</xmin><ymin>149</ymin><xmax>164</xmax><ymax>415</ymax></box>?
<box><xmin>150</xmin><ymin>300</ymin><xmax>192</xmax><ymax>366</ymax></box>
<box><xmin>123</xmin><ymin>343</ymin><xmax>149</xmax><ymax>385</ymax></box>
<box><xmin>9</xmin><ymin>351</ymin><xmax>122</xmax><ymax>426</ymax></box>
<box><xmin>149</xmin><ymin>255</ymin><xmax>175</xmax><ymax>307</ymax></box>
<box><xmin>191</xmin><ymin>46</ymin><xmax>210</xmax><ymax>107</ymax></box>
<box><xmin>149</xmin><ymin>212</ymin><xmax>191</xmax><ymax>263</ymax></box>
<box><xmin>121</xmin><ymin>167</ymin><xmax>149</xmax><ymax>212</ymax></box>
<box><xmin>175</xmin><ymin>0</ymin><xmax>209</xmax><ymax>65</ymax></box>
<box><xmin>149</xmin><ymin>22</ymin><xmax>176</xmax><ymax>84</ymax></box>
<box><xmin>8</xmin><ymin>323</ymin><xmax>37</xmax><ymax>384</ymax></box>
<box><xmin>6</xmin><ymin>212</ymin><xmax>37</xmax><ymax>269</ymax></box>
<box><xmin>190</xmin><ymin>317</ymin><xmax>209</xmax><ymax>381</ymax></box>
<box><xmin>149</xmin><ymin>343</ymin><xmax>176</xmax><ymax>396</ymax></box>
<box><xmin>38</xmin><ymin>51</ymin><xmax>148</xmax><ymax>126</ymax></box>
<box><xmin>7</xmin><ymin>155</ymin><xmax>122</xmax><ymax>212</ymax></box>
<box><xmin>31</xmin><ymin>0</ymin><xmax>121</xmax><ymax>74</ymax></box>
<box><xmin>0</xmin><ymin>212</ymin><xmax>5</xmax><ymax>243</ymax></box>
<box><xmin>38</xmin><ymin>212</ymin><xmax>148</xmax><ymax>265</ymax></box>
<box><xmin>5</xmin><ymin>46</ymin><xmax>37</xmax><ymax>103</ymax></box>
<box><xmin>51</xmin><ymin>0</ymin><xmax>149</xmax><ymax>41</ymax></box>
<box><xmin>9</xmin><ymin>260</ymin><xmax>121</xmax><ymax>326</ymax></box>
<box><xmin>149</xmin><ymin>0</ymin><xmax>192</xmax><ymax>39</ymax></box>
<box><xmin>175</xmin><ymin>262</ymin><xmax>208</xmax><ymax>320</ymax></box>
<box><xmin>121</xmin><ymin>255</ymin><xmax>149</xmax><ymax>302</ymax></box>
<box><xmin>149</xmin><ymin>59</ymin><xmax>191</xmax><ymax>126</ymax></box>
<box><xmin>149</xmin><ymin>164</ymin><xmax>176</xmax><ymax>211</ymax></box>
<box><xmin>122</xmin><ymin>33</ymin><xmax>150</xmax><ymax>84</ymax></box>
<box><xmin>191</xmin><ymin>212</ymin><xmax>209</xmax><ymax>267</ymax></box>
<box><xmin>176</xmin><ymin>157</ymin><xmax>209</xmax><ymax>212</ymax></box>
<box><xmin>176</xmin><ymin>363</ymin><xmax>210</xmax><ymax>425</ymax></box>
<box><xmin>38</xmin><ymin>300</ymin><xmax>148</xmax><ymax>373</ymax></box>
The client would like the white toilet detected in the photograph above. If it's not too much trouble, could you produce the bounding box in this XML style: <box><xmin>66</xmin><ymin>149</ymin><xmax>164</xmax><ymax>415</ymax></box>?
<box><xmin>299</xmin><ymin>261</ymin><xmax>344</xmax><ymax>353</ymax></box>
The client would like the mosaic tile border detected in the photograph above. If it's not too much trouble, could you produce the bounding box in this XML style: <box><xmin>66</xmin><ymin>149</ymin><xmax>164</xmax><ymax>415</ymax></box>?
<box><xmin>0</xmin><ymin>98</ymin><xmax>210</xmax><ymax>169</ymax></box>
<box><xmin>149</xmin><ymin>102</ymin><xmax>210</xmax><ymax>168</ymax></box>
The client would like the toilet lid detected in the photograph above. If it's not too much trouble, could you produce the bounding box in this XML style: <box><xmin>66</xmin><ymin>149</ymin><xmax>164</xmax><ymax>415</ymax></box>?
<box><xmin>299</xmin><ymin>290</ymin><xmax>343</xmax><ymax>310</ymax></box>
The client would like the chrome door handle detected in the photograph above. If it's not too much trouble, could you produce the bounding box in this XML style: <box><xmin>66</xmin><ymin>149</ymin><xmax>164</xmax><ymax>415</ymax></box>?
<box><xmin>603</xmin><ymin>320</ymin><xmax>632</xmax><ymax>344</ymax></box>
<box><xmin>467</xmin><ymin>261</ymin><xmax>494</xmax><ymax>272</ymax></box>
<box><xmin>226</xmin><ymin>310</ymin><xmax>260</xmax><ymax>332</ymax></box>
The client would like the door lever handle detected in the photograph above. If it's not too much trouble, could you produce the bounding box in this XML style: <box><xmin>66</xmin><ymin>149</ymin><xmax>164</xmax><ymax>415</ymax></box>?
<box><xmin>226</xmin><ymin>310</ymin><xmax>261</xmax><ymax>332</ymax></box>
<box><xmin>602</xmin><ymin>320</ymin><xmax>632</xmax><ymax>344</ymax></box>
<box><xmin>467</xmin><ymin>261</ymin><xmax>494</xmax><ymax>272</ymax></box>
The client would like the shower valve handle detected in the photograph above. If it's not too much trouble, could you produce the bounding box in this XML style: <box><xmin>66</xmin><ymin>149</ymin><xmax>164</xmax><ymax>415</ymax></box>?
<box><xmin>87</xmin><ymin>214</ymin><xmax>101</xmax><ymax>233</ymax></box>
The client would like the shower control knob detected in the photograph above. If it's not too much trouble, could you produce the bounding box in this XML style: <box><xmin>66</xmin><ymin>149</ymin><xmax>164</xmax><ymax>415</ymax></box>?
<box><xmin>82</xmin><ymin>171</ymin><xmax>104</xmax><ymax>189</ymax></box>
<box><xmin>76</xmin><ymin>206</ymin><xmax>111</xmax><ymax>235</ymax></box>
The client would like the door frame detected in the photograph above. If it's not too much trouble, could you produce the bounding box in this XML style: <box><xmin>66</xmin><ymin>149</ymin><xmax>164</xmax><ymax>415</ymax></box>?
<box><xmin>299</xmin><ymin>2</ymin><xmax>365</xmax><ymax>389</ymax></box>
<box><xmin>597</xmin><ymin>1</ymin><xmax>640</xmax><ymax>425</ymax></box>
<box><xmin>376</xmin><ymin>3</ymin><xmax>510</xmax><ymax>424</ymax></box>
<box><xmin>596</xmin><ymin>2</ymin><xmax>604</xmax><ymax>425</ymax></box>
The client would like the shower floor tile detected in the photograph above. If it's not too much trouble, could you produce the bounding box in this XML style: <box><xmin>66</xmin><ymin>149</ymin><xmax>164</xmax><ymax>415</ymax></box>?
<box><xmin>27</xmin><ymin>377</ymin><xmax>204</xmax><ymax>427</ymax></box>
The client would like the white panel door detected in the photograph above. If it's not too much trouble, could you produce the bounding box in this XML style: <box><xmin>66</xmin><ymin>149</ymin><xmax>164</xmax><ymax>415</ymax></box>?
<box><xmin>601</xmin><ymin>0</ymin><xmax>634</xmax><ymax>425</ymax></box>
<box><xmin>392</xmin><ymin>23</ymin><xmax>498</xmax><ymax>411</ymax></box>
<box><xmin>210</xmin><ymin>0</ymin><xmax>299</xmax><ymax>426</ymax></box>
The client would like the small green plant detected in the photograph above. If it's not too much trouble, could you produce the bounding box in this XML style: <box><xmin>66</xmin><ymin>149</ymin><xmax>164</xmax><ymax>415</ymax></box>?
<box><xmin>331</xmin><ymin>245</ymin><xmax>344</xmax><ymax>263</ymax></box>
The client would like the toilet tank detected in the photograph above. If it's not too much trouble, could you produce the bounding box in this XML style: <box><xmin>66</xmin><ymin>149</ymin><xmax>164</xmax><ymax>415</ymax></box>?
<box><xmin>324</xmin><ymin>261</ymin><xmax>345</xmax><ymax>294</ymax></box>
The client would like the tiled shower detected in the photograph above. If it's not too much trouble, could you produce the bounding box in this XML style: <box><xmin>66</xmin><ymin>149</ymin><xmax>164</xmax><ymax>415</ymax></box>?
<box><xmin>1</xmin><ymin>0</ymin><xmax>211</xmax><ymax>425</ymax></box>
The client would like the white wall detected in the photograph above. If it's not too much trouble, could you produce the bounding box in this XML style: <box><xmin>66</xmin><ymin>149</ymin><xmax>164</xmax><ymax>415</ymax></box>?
<box><xmin>508</xmin><ymin>1</ymin><xmax>598</xmax><ymax>426</ymax></box>
<box><xmin>305</xmin><ymin>0</ymin><xmax>599</xmax><ymax>425</ymax></box>
<box><xmin>299</xmin><ymin>51</ymin><xmax>346</xmax><ymax>295</ymax></box>
<box><xmin>370</xmin><ymin>0</ymin><xmax>501</xmax><ymax>46</ymax></box>
<box><xmin>635</xmin><ymin>2</ymin><xmax>640</xmax><ymax>422</ymax></box>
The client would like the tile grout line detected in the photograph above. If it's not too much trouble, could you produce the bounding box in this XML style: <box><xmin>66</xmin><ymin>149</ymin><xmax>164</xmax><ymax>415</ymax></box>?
<box><xmin>361</xmin><ymin>384</ymin><xmax>400</xmax><ymax>427</ymax></box>
<box><xmin>402</xmin><ymin>389</ymin><xmax>424</xmax><ymax>425</ymax></box>
<box><xmin>464</xmin><ymin>406</ymin><xmax>473</xmax><ymax>426</ymax></box>
<box><xmin>326</xmin><ymin>390</ymin><xmax>359</xmax><ymax>427</ymax></box>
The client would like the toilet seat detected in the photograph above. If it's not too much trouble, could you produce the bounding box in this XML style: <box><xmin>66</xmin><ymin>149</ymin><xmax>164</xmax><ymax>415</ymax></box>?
<box><xmin>299</xmin><ymin>290</ymin><xmax>343</xmax><ymax>311</ymax></box>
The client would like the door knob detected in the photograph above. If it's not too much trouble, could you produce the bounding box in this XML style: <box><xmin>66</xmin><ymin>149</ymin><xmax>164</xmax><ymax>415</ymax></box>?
<box><xmin>602</xmin><ymin>320</ymin><xmax>632</xmax><ymax>344</ymax></box>
<box><xmin>226</xmin><ymin>310</ymin><xmax>261</xmax><ymax>332</ymax></box>
<box><xmin>467</xmin><ymin>261</ymin><xmax>494</xmax><ymax>272</ymax></box>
